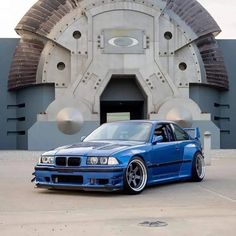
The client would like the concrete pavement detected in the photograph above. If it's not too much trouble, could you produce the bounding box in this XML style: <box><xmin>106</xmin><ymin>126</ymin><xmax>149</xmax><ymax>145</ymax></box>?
<box><xmin>0</xmin><ymin>151</ymin><xmax>235</xmax><ymax>236</ymax></box>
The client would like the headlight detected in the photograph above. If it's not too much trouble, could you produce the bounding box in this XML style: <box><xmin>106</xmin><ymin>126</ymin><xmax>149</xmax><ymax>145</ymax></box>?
<box><xmin>108</xmin><ymin>157</ymin><xmax>119</xmax><ymax>165</ymax></box>
<box><xmin>100</xmin><ymin>157</ymin><xmax>108</xmax><ymax>165</ymax></box>
<box><xmin>40</xmin><ymin>155</ymin><xmax>55</xmax><ymax>165</ymax></box>
<box><xmin>88</xmin><ymin>157</ymin><xmax>99</xmax><ymax>165</ymax></box>
<box><xmin>87</xmin><ymin>157</ymin><xmax>119</xmax><ymax>165</ymax></box>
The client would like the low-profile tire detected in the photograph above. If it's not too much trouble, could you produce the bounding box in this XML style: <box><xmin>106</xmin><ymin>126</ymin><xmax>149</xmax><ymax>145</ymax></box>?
<box><xmin>124</xmin><ymin>157</ymin><xmax>148</xmax><ymax>194</ymax></box>
<box><xmin>191</xmin><ymin>152</ymin><xmax>205</xmax><ymax>182</ymax></box>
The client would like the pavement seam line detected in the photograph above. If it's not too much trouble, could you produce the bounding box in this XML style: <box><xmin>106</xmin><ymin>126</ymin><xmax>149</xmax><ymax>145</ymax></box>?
<box><xmin>199</xmin><ymin>186</ymin><xmax>236</xmax><ymax>203</ymax></box>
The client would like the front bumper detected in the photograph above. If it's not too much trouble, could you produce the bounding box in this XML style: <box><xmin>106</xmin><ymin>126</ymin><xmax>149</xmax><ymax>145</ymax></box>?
<box><xmin>34</xmin><ymin>165</ymin><xmax>125</xmax><ymax>192</ymax></box>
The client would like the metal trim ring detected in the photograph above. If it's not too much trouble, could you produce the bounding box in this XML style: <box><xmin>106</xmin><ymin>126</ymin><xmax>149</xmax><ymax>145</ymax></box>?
<box><xmin>126</xmin><ymin>159</ymin><xmax>147</xmax><ymax>192</ymax></box>
<box><xmin>196</xmin><ymin>154</ymin><xmax>205</xmax><ymax>179</ymax></box>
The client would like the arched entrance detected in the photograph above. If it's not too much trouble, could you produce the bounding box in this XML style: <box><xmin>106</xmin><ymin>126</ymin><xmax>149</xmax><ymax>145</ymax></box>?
<box><xmin>100</xmin><ymin>75</ymin><xmax>147</xmax><ymax>124</ymax></box>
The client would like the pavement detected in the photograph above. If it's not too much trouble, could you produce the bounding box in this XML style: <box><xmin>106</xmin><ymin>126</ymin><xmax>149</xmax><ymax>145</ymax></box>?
<box><xmin>0</xmin><ymin>150</ymin><xmax>235</xmax><ymax>236</ymax></box>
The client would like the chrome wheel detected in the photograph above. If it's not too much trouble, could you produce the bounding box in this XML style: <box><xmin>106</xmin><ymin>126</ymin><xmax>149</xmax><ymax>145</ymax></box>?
<box><xmin>192</xmin><ymin>153</ymin><xmax>205</xmax><ymax>182</ymax></box>
<box><xmin>196</xmin><ymin>154</ymin><xmax>205</xmax><ymax>179</ymax></box>
<box><xmin>125</xmin><ymin>158</ymin><xmax>147</xmax><ymax>193</ymax></box>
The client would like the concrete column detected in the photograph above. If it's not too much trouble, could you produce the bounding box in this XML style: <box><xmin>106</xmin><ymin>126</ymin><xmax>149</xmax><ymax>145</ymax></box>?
<box><xmin>204</xmin><ymin>131</ymin><xmax>212</xmax><ymax>166</ymax></box>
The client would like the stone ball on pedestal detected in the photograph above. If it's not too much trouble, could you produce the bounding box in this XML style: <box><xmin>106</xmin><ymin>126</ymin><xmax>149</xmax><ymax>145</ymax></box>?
<box><xmin>56</xmin><ymin>107</ymin><xmax>84</xmax><ymax>135</ymax></box>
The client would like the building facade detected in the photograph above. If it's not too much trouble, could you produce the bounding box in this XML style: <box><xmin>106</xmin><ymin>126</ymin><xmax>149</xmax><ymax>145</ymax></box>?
<box><xmin>0</xmin><ymin>0</ymin><xmax>235</xmax><ymax>150</ymax></box>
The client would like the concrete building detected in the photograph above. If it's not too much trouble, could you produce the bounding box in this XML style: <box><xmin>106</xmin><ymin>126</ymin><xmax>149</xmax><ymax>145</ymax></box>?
<box><xmin>0</xmin><ymin>0</ymin><xmax>235</xmax><ymax>150</ymax></box>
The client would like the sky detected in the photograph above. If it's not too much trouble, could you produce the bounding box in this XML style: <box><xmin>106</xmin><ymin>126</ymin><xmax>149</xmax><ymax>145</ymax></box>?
<box><xmin>0</xmin><ymin>0</ymin><xmax>235</xmax><ymax>39</ymax></box>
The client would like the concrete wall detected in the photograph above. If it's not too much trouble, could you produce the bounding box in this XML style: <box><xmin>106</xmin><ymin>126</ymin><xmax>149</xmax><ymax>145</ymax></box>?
<box><xmin>1</xmin><ymin>38</ymin><xmax>236</xmax><ymax>150</ymax></box>
<box><xmin>28</xmin><ymin>121</ymin><xmax>99</xmax><ymax>151</ymax></box>
<box><xmin>192</xmin><ymin>120</ymin><xmax>220</xmax><ymax>149</ymax></box>
<box><xmin>15</xmin><ymin>85</ymin><xmax>55</xmax><ymax>149</ymax></box>
<box><xmin>0</xmin><ymin>39</ymin><xmax>19</xmax><ymax>149</ymax></box>
<box><xmin>0</xmin><ymin>38</ymin><xmax>55</xmax><ymax>150</ymax></box>
<box><xmin>190</xmin><ymin>85</ymin><xmax>221</xmax><ymax>127</ymax></box>
<box><xmin>190</xmin><ymin>40</ymin><xmax>236</xmax><ymax>149</ymax></box>
<box><xmin>218</xmin><ymin>40</ymin><xmax>236</xmax><ymax>149</ymax></box>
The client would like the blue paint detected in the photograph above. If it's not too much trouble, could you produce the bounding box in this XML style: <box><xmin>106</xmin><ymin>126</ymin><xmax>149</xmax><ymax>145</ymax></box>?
<box><xmin>34</xmin><ymin>121</ymin><xmax>203</xmax><ymax>192</ymax></box>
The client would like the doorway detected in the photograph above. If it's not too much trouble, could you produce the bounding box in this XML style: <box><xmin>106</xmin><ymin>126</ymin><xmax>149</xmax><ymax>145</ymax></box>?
<box><xmin>100</xmin><ymin>75</ymin><xmax>147</xmax><ymax>124</ymax></box>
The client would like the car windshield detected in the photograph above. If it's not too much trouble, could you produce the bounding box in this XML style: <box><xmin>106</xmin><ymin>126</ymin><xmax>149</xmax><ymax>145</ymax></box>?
<box><xmin>84</xmin><ymin>122</ymin><xmax>152</xmax><ymax>142</ymax></box>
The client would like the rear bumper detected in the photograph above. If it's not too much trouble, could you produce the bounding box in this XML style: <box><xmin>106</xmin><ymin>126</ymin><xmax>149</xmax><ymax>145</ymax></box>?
<box><xmin>34</xmin><ymin>165</ymin><xmax>125</xmax><ymax>192</ymax></box>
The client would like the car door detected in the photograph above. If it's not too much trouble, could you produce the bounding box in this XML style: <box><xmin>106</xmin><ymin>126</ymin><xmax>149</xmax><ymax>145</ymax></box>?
<box><xmin>171</xmin><ymin>123</ymin><xmax>192</xmax><ymax>165</ymax></box>
<box><xmin>150</xmin><ymin>124</ymin><xmax>181</xmax><ymax>180</ymax></box>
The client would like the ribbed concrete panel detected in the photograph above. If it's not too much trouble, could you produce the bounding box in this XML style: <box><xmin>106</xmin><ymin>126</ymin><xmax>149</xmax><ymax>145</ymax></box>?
<box><xmin>164</xmin><ymin>0</ymin><xmax>228</xmax><ymax>89</ymax></box>
<box><xmin>165</xmin><ymin>0</ymin><xmax>221</xmax><ymax>37</ymax></box>
<box><xmin>196</xmin><ymin>35</ymin><xmax>229</xmax><ymax>90</ymax></box>
<box><xmin>15</xmin><ymin>0</ymin><xmax>80</xmax><ymax>36</ymax></box>
<box><xmin>9</xmin><ymin>0</ymin><xmax>229</xmax><ymax>91</ymax></box>
<box><xmin>8</xmin><ymin>39</ymin><xmax>44</xmax><ymax>90</ymax></box>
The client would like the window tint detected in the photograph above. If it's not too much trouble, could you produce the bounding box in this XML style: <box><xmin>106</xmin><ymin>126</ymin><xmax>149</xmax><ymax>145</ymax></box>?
<box><xmin>173</xmin><ymin>124</ymin><xmax>189</xmax><ymax>141</ymax></box>
<box><xmin>154</xmin><ymin>124</ymin><xmax>175</xmax><ymax>142</ymax></box>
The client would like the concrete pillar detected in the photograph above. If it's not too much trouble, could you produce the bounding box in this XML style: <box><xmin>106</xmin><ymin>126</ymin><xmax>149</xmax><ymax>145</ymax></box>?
<box><xmin>204</xmin><ymin>131</ymin><xmax>212</xmax><ymax>166</ymax></box>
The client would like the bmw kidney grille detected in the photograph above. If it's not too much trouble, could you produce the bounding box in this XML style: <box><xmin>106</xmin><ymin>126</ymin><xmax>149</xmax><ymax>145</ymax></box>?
<box><xmin>55</xmin><ymin>156</ymin><xmax>81</xmax><ymax>167</ymax></box>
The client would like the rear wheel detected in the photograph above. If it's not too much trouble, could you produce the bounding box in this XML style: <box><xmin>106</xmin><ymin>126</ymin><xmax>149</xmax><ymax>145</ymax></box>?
<box><xmin>124</xmin><ymin>157</ymin><xmax>147</xmax><ymax>194</ymax></box>
<box><xmin>191</xmin><ymin>152</ymin><xmax>205</xmax><ymax>182</ymax></box>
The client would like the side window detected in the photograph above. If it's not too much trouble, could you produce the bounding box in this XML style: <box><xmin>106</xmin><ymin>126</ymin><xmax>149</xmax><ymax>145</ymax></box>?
<box><xmin>173</xmin><ymin>124</ymin><xmax>189</xmax><ymax>141</ymax></box>
<box><xmin>165</xmin><ymin>124</ymin><xmax>175</xmax><ymax>142</ymax></box>
<box><xmin>154</xmin><ymin>124</ymin><xmax>175</xmax><ymax>142</ymax></box>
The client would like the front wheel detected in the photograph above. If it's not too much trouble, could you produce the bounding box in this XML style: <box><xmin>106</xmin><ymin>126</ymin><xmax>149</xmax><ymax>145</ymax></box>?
<box><xmin>124</xmin><ymin>157</ymin><xmax>148</xmax><ymax>194</ymax></box>
<box><xmin>191</xmin><ymin>153</ymin><xmax>205</xmax><ymax>182</ymax></box>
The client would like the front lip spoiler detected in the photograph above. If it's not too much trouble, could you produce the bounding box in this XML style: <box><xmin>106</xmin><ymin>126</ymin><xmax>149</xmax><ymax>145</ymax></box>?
<box><xmin>35</xmin><ymin>166</ymin><xmax>124</xmax><ymax>173</ymax></box>
<box><xmin>36</xmin><ymin>183</ymin><xmax>122</xmax><ymax>192</ymax></box>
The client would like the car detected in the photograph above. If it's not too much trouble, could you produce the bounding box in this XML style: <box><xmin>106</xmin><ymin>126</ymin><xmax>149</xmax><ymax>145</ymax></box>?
<box><xmin>33</xmin><ymin>120</ymin><xmax>205</xmax><ymax>194</ymax></box>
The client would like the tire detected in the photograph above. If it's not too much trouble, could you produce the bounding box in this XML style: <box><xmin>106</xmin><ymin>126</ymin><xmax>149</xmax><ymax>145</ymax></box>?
<box><xmin>191</xmin><ymin>152</ymin><xmax>205</xmax><ymax>182</ymax></box>
<box><xmin>124</xmin><ymin>157</ymin><xmax>148</xmax><ymax>194</ymax></box>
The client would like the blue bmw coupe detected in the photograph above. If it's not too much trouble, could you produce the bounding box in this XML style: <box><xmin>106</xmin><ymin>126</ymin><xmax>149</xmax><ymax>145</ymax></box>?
<box><xmin>34</xmin><ymin>120</ymin><xmax>205</xmax><ymax>194</ymax></box>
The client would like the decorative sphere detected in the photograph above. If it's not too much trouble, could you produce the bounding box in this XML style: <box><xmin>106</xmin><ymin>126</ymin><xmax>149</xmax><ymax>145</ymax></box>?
<box><xmin>166</xmin><ymin>106</ymin><xmax>193</xmax><ymax>128</ymax></box>
<box><xmin>56</xmin><ymin>107</ymin><xmax>84</xmax><ymax>135</ymax></box>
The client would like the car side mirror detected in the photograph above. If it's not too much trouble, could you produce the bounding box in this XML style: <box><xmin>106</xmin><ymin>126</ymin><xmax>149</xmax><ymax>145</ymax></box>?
<box><xmin>152</xmin><ymin>135</ymin><xmax>163</xmax><ymax>144</ymax></box>
<box><xmin>80</xmin><ymin>136</ymin><xmax>86</xmax><ymax>142</ymax></box>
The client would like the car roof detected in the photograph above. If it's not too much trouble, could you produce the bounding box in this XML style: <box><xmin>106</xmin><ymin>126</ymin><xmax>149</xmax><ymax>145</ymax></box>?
<box><xmin>107</xmin><ymin>120</ymin><xmax>178</xmax><ymax>125</ymax></box>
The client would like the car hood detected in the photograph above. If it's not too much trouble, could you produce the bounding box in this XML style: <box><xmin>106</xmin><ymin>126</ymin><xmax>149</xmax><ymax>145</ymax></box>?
<box><xmin>43</xmin><ymin>141</ymin><xmax>144</xmax><ymax>156</ymax></box>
